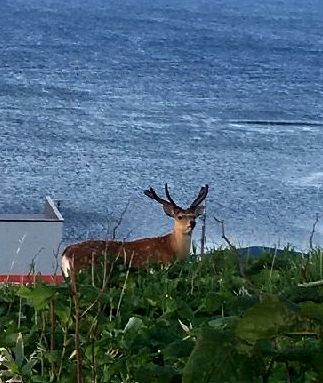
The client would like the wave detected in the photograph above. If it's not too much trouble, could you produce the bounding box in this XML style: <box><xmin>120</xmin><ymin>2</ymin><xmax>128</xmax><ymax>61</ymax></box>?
<box><xmin>227</xmin><ymin>119</ymin><xmax>323</xmax><ymax>127</ymax></box>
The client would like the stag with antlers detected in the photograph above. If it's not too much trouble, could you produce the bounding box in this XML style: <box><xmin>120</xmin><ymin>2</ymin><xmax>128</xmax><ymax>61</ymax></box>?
<box><xmin>61</xmin><ymin>184</ymin><xmax>208</xmax><ymax>276</ymax></box>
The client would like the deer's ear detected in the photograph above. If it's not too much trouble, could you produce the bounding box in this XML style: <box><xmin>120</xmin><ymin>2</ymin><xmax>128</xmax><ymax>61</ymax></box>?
<box><xmin>163</xmin><ymin>204</ymin><xmax>175</xmax><ymax>217</ymax></box>
<box><xmin>194</xmin><ymin>205</ymin><xmax>205</xmax><ymax>217</ymax></box>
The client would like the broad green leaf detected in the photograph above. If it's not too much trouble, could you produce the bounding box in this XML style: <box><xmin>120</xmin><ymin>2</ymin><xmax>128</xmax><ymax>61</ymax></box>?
<box><xmin>202</xmin><ymin>292</ymin><xmax>226</xmax><ymax>313</ymax></box>
<box><xmin>164</xmin><ymin>298</ymin><xmax>194</xmax><ymax>320</ymax></box>
<box><xmin>226</xmin><ymin>295</ymin><xmax>259</xmax><ymax>316</ymax></box>
<box><xmin>208</xmin><ymin>316</ymin><xmax>238</xmax><ymax>330</ymax></box>
<box><xmin>0</xmin><ymin>332</ymin><xmax>21</xmax><ymax>348</ymax></box>
<box><xmin>124</xmin><ymin>316</ymin><xmax>144</xmax><ymax>333</ymax></box>
<box><xmin>16</xmin><ymin>285</ymin><xmax>56</xmax><ymax>310</ymax></box>
<box><xmin>163</xmin><ymin>339</ymin><xmax>194</xmax><ymax>360</ymax></box>
<box><xmin>13</xmin><ymin>333</ymin><xmax>24</xmax><ymax>368</ymax></box>
<box><xmin>283</xmin><ymin>285</ymin><xmax>323</xmax><ymax>303</ymax></box>
<box><xmin>183</xmin><ymin>327</ymin><xmax>257</xmax><ymax>383</ymax></box>
<box><xmin>300</xmin><ymin>301</ymin><xmax>323</xmax><ymax>322</ymax></box>
<box><xmin>235</xmin><ymin>295</ymin><xmax>297</xmax><ymax>344</ymax></box>
<box><xmin>54</xmin><ymin>301</ymin><xmax>71</xmax><ymax>325</ymax></box>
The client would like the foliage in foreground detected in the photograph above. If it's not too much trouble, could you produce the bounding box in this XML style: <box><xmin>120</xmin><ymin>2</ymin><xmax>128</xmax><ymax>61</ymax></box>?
<box><xmin>1</xmin><ymin>247</ymin><xmax>323</xmax><ymax>382</ymax></box>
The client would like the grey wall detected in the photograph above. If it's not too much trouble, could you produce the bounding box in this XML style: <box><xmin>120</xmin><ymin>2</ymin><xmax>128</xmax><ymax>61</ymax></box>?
<box><xmin>0</xmin><ymin>221</ymin><xmax>63</xmax><ymax>274</ymax></box>
<box><xmin>0</xmin><ymin>197</ymin><xmax>64</xmax><ymax>274</ymax></box>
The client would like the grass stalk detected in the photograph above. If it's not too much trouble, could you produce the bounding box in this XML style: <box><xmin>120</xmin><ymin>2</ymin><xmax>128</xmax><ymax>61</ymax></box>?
<box><xmin>70</xmin><ymin>268</ymin><xmax>84</xmax><ymax>383</ymax></box>
<box><xmin>50</xmin><ymin>301</ymin><xmax>56</xmax><ymax>378</ymax></box>
<box><xmin>116</xmin><ymin>251</ymin><xmax>134</xmax><ymax>317</ymax></box>
<box><xmin>18</xmin><ymin>296</ymin><xmax>22</xmax><ymax>329</ymax></box>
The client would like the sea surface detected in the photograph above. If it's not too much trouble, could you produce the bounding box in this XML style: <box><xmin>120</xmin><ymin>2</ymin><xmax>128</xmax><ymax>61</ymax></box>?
<box><xmin>1</xmin><ymin>0</ymin><xmax>323</xmax><ymax>250</ymax></box>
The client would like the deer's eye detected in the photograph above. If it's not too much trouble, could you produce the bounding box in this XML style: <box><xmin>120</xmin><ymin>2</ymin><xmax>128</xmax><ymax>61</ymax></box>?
<box><xmin>178</xmin><ymin>215</ymin><xmax>183</xmax><ymax>220</ymax></box>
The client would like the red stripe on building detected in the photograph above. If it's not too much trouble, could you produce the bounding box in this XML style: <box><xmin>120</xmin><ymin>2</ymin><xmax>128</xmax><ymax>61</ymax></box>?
<box><xmin>0</xmin><ymin>274</ymin><xmax>65</xmax><ymax>284</ymax></box>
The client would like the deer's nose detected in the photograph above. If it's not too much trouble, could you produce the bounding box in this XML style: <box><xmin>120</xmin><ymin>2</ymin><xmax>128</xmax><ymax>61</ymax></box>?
<box><xmin>190</xmin><ymin>220</ymin><xmax>196</xmax><ymax>229</ymax></box>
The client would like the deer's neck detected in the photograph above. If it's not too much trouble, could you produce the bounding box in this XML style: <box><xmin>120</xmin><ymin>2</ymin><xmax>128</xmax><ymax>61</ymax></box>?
<box><xmin>169</xmin><ymin>228</ymin><xmax>192</xmax><ymax>260</ymax></box>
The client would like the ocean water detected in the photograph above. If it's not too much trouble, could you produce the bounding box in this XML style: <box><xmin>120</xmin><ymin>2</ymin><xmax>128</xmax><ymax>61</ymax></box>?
<box><xmin>1</xmin><ymin>0</ymin><xmax>323</xmax><ymax>250</ymax></box>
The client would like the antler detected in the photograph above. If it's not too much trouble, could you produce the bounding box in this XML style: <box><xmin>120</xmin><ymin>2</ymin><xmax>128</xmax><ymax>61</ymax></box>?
<box><xmin>144</xmin><ymin>187</ymin><xmax>169</xmax><ymax>205</ymax></box>
<box><xmin>144</xmin><ymin>184</ymin><xmax>181</xmax><ymax>208</ymax></box>
<box><xmin>190</xmin><ymin>184</ymin><xmax>209</xmax><ymax>208</ymax></box>
<box><xmin>164</xmin><ymin>184</ymin><xmax>181</xmax><ymax>208</ymax></box>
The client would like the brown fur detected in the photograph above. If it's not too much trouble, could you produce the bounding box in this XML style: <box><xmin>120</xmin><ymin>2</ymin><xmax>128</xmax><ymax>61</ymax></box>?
<box><xmin>62</xmin><ymin>234</ymin><xmax>181</xmax><ymax>275</ymax></box>
<box><xmin>61</xmin><ymin>184</ymin><xmax>208</xmax><ymax>276</ymax></box>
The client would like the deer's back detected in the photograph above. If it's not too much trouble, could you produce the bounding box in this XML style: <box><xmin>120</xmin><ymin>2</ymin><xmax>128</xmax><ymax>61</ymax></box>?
<box><xmin>62</xmin><ymin>235</ymin><xmax>176</xmax><ymax>274</ymax></box>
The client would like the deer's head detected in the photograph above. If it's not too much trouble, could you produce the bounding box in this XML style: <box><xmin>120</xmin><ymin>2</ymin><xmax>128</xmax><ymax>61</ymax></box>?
<box><xmin>144</xmin><ymin>184</ymin><xmax>208</xmax><ymax>235</ymax></box>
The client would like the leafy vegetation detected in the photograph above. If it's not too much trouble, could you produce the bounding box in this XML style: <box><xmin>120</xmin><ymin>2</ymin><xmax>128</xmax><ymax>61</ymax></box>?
<box><xmin>1</xmin><ymin>247</ymin><xmax>323</xmax><ymax>382</ymax></box>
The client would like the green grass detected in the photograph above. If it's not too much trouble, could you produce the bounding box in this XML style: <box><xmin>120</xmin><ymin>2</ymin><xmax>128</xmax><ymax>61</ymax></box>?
<box><xmin>1</xmin><ymin>247</ymin><xmax>323</xmax><ymax>382</ymax></box>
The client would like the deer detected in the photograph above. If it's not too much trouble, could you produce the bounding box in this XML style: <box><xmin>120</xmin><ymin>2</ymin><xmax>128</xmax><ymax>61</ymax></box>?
<box><xmin>61</xmin><ymin>184</ymin><xmax>208</xmax><ymax>277</ymax></box>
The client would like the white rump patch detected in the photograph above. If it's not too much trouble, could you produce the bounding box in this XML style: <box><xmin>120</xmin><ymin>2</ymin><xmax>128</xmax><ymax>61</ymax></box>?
<box><xmin>61</xmin><ymin>255</ymin><xmax>71</xmax><ymax>277</ymax></box>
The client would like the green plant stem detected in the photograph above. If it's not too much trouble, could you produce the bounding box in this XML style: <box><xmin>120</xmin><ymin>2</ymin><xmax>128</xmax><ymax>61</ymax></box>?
<box><xmin>50</xmin><ymin>300</ymin><xmax>56</xmax><ymax>378</ymax></box>
<box><xmin>57</xmin><ymin>298</ymin><xmax>72</xmax><ymax>382</ymax></box>
<box><xmin>18</xmin><ymin>296</ymin><xmax>22</xmax><ymax>329</ymax></box>
<box><xmin>116</xmin><ymin>251</ymin><xmax>134</xmax><ymax>316</ymax></box>
<box><xmin>70</xmin><ymin>270</ymin><xmax>84</xmax><ymax>383</ymax></box>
